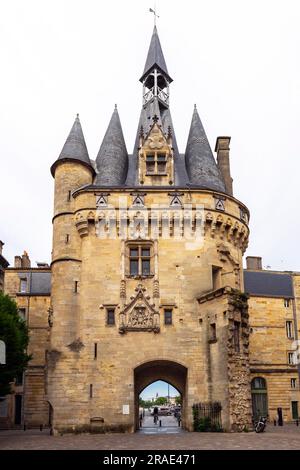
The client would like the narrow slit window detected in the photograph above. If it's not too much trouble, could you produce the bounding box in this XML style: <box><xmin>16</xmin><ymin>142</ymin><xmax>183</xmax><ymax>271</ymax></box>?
<box><xmin>94</xmin><ymin>343</ymin><xmax>98</xmax><ymax>360</ymax></box>
<box><xmin>67</xmin><ymin>190</ymin><xmax>71</xmax><ymax>202</ymax></box>
<box><xmin>90</xmin><ymin>384</ymin><xmax>93</xmax><ymax>398</ymax></box>
<box><xmin>209</xmin><ymin>323</ymin><xmax>217</xmax><ymax>341</ymax></box>
<box><xmin>74</xmin><ymin>281</ymin><xmax>78</xmax><ymax>293</ymax></box>
<box><xmin>286</xmin><ymin>321</ymin><xmax>294</xmax><ymax>339</ymax></box>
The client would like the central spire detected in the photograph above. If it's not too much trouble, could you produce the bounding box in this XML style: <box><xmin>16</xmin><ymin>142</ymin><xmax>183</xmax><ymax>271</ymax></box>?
<box><xmin>140</xmin><ymin>26</ymin><xmax>172</xmax><ymax>110</ymax></box>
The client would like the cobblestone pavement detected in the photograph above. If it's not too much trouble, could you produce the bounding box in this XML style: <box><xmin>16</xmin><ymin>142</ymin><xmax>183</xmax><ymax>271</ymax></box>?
<box><xmin>1</xmin><ymin>425</ymin><xmax>300</xmax><ymax>450</ymax></box>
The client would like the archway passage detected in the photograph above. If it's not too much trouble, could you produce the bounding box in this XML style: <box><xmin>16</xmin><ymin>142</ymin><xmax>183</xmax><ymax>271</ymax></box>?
<box><xmin>134</xmin><ymin>360</ymin><xmax>187</xmax><ymax>433</ymax></box>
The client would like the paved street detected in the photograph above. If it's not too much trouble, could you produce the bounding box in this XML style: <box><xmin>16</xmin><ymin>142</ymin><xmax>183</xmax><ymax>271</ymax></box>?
<box><xmin>139</xmin><ymin>413</ymin><xmax>183</xmax><ymax>434</ymax></box>
<box><xmin>1</xmin><ymin>424</ymin><xmax>300</xmax><ymax>450</ymax></box>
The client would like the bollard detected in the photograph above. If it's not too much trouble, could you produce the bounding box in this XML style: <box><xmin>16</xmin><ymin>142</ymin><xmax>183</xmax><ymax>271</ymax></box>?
<box><xmin>178</xmin><ymin>418</ymin><xmax>181</xmax><ymax>427</ymax></box>
<box><xmin>159</xmin><ymin>420</ymin><xmax>162</xmax><ymax>427</ymax></box>
<box><xmin>23</xmin><ymin>424</ymin><xmax>26</xmax><ymax>431</ymax></box>
<box><xmin>40</xmin><ymin>424</ymin><xmax>43</xmax><ymax>432</ymax></box>
<box><xmin>274</xmin><ymin>420</ymin><xmax>276</xmax><ymax>426</ymax></box>
<box><xmin>296</xmin><ymin>420</ymin><xmax>299</xmax><ymax>427</ymax></box>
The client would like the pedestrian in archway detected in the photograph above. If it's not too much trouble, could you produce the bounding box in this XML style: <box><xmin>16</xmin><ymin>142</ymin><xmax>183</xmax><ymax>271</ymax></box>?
<box><xmin>153</xmin><ymin>406</ymin><xmax>159</xmax><ymax>424</ymax></box>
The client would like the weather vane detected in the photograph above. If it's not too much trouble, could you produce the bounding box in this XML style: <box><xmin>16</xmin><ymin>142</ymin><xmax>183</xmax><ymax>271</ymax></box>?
<box><xmin>149</xmin><ymin>6</ymin><xmax>159</xmax><ymax>26</ymax></box>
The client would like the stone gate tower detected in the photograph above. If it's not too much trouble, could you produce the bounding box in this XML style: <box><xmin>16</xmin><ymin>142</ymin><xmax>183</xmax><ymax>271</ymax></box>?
<box><xmin>48</xmin><ymin>26</ymin><xmax>252</xmax><ymax>433</ymax></box>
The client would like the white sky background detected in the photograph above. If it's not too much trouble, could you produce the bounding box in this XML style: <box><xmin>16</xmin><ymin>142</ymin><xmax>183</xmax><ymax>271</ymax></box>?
<box><xmin>0</xmin><ymin>0</ymin><xmax>299</xmax><ymax>270</ymax></box>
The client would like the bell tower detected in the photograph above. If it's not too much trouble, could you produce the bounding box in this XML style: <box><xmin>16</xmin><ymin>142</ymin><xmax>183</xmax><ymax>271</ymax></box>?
<box><xmin>140</xmin><ymin>26</ymin><xmax>173</xmax><ymax>110</ymax></box>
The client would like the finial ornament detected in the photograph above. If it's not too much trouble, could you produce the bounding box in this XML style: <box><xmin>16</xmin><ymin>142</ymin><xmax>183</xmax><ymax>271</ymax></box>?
<box><xmin>194</xmin><ymin>104</ymin><xmax>197</xmax><ymax>110</ymax></box>
<box><xmin>115</xmin><ymin>104</ymin><xmax>117</xmax><ymax>110</ymax></box>
<box><xmin>149</xmin><ymin>6</ymin><xmax>159</xmax><ymax>26</ymax></box>
<box><xmin>152</xmin><ymin>114</ymin><xmax>159</xmax><ymax>123</ymax></box>
<box><xmin>76</xmin><ymin>113</ymin><xmax>79</xmax><ymax>118</ymax></box>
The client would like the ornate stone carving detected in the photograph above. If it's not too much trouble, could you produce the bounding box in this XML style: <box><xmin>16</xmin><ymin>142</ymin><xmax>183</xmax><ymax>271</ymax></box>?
<box><xmin>153</xmin><ymin>279</ymin><xmax>160</xmax><ymax>299</ymax></box>
<box><xmin>119</xmin><ymin>284</ymin><xmax>159</xmax><ymax>334</ymax></box>
<box><xmin>120</xmin><ymin>280</ymin><xmax>126</xmax><ymax>300</ymax></box>
<box><xmin>67</xmin><ymin>338</ymin><xmax>85</xmax><ymax>352</ymax></box>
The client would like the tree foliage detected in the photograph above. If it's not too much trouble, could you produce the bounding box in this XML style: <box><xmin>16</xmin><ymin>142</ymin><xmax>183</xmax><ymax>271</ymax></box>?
<box><xmin>0</xmin><ymin>293</ymin><xmax>31</xmax><ymax>395</ymax></box>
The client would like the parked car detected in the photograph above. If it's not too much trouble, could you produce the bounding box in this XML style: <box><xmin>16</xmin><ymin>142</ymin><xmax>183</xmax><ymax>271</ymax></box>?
<box><xmin>150</xmin><ymin>406</ymin><xmax>172</xmax><ymax>416</ymax></box>
<box><xmin>158</xmin><ymin>407</ymin><xmax>172</xmax><ymax>416</ymax></box>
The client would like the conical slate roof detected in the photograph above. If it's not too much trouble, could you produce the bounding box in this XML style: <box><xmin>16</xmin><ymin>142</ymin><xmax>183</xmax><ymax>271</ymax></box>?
<box><xmin>185</xmin><ymin>106</ymin><xmax>226</xmax><ymax>192</ymax></box>
<box><xmin>51</xmin><ymin>114</ymin><xmax>93</xmax><ymax>176</ymax></box>
<box><xmin>140</xmin><ymin>26</ymin><xmax>172</xmax><ymax>83</ymax></box>
<box><xmin>95</xmin><ymin>106</ymin><xmax>128</xmax><ymax>186</ymax></box>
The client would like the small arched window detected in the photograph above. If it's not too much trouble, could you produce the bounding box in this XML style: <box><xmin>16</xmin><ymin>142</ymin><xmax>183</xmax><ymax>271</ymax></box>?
<box><xmin>251</xmin><ymin>377</ymin><xmax>267</xmax><ymax>391</ymax></box>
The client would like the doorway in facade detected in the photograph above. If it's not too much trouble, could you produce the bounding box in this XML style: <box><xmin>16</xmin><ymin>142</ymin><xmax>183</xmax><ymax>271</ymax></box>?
<box><xmin>134</xmin><ymin>360</ymin><xmax>187</xmax><ymax>433</ymax></box>
<box><xmin>251</xmin><ymin>377</ymin><xmax>268</xmax><ymax>420</ymax></box>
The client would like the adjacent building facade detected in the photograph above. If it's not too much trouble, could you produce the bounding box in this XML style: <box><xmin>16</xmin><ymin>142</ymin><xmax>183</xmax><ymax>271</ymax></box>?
<box><xmin>1</xmin><ymin>27</ymin><xmax>299</xmax><ymax>431</ymax></box>
<box><xmin>1</xmin><ymin>252</ymin><xmax>50</xmax><ymax>429</ymax></box>
<box><xmin>245</xmin><ymin>256</ymin><xmax>300</xmax><ymax>422</ymax></box>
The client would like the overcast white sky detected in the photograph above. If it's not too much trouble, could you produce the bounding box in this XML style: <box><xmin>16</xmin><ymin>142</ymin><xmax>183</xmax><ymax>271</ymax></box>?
<box><xmin>0</xmin><ymin>0</ymin><xmax>299</xmax><ymax>271</ymax></box>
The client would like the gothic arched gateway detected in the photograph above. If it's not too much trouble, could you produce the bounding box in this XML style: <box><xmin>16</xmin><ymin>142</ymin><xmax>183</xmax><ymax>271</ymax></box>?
<box><xmin>134</xmin><ymin>360</ymin><xmax>187</xmax><ymax>430</ymax></box>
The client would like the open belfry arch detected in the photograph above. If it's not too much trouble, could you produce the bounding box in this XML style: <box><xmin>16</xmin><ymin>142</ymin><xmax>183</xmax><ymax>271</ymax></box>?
<box><xmin>47</xmin><ymin>24</ymin><xmax>252</xmax><ymax>434</ymax></box>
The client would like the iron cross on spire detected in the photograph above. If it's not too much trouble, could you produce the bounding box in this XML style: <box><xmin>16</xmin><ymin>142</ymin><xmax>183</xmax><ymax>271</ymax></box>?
<box><xmin>149</xmin><ymin>6</ymin><xmax>159</xmax><ymax>26</ymax></box>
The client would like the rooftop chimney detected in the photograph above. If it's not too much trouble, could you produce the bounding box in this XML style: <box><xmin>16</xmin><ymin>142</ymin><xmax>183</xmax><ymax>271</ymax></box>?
<box><xmin>246</xmin><ymin>256</ymin><xmax>262</xmax><ymax>270</ymax></box>
<box><xmin>14</xmin><ymin>256</ymin><xmax>22</xmax><ymax>268</ymax></box>
<box><xmin>215</xmin><ymin>137</ymin><xmax>233</xmax><ymax>196</ymax></box>
<box><xmin>21</xmin><ymin>251</ymin><xmax>31</xmax><ymax>268</ymax></box>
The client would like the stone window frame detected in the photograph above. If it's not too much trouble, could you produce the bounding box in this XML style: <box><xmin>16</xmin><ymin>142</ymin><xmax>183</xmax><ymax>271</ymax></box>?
<box><xmin>164</xmin><ymin>308</ymin><xmax>173</xmax><ymax>326</ymax></box>
<box><xmin>288</xmin><ymin>352</ymin><xmax>296</xmax><ymax>365</ymax></box>
<box><xmin>125</xmin><ymin>241</ymin><xmax>154</xmax><ymax>279</ymax></box>
<box><xmin>105</xmin><ymin>306</ymin><xmax>116</xmax><ymax>326</ymax></box>
<box><xmin>291</xmin><ymin>378</ymin><xmax>297</xmax><ymax>389</ymax></box>
<box><xmin>19</xmin><ymin>278</ymin><xmax>27</xmax><ymax>294</ymax></box>
<box><xmin>284</xmin><ymin>299</ymin><xmax>291</xmax><ymax>308</ymax></box>
<box><xmin>18</xmin><ymin>307</ymin><xmax>27</xmax><ymax>321</ymax></box>
<box><xmin>145</xmin><ymin>151</ymin><xmax>167</xmax><ymax>175</ymax></box>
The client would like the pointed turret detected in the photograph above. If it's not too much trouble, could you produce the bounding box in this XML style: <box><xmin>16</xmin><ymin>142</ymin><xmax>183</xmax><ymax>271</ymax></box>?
<box><xmin>140</xmin><ymin>26</ymin><xmax>172</xmax><ymax>83</ymax></box>
<box><xmin>51</xmin><ymin>114</ymin><xmax>94</xmax><ymax>177</ymax></box>
<box><xmin>95</xmin><ymin>106</ymin><xmax>128</xmax><ymax>186</ymax></box>
<box><xmin>185</xmin><ymin>106</ymin><xmax>226</xmax><ymax>192</ymax></box>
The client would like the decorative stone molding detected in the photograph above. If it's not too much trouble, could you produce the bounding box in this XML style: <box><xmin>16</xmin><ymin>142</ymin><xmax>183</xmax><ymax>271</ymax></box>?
<box><xmin>75</xmin><ymin>213</ymin><xmax>88</xmax><ymax>237</ymax></box>
<box><xmin>119</xmin><ymin>284</ymin><xmax>159</xmax><ymax>334</ymax></box>
<box><xmin>73</xmin><ymin>207</ymin><xmax>249</xmax><ymax>252</ymax></box>
<box><xmin>217</xmin><ymin>243</ymin><xmax>240</xmax><ymax>287</ymax></box>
